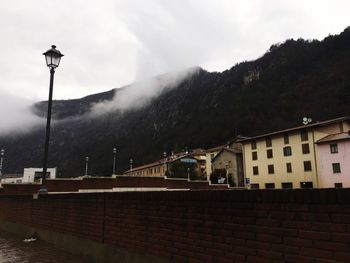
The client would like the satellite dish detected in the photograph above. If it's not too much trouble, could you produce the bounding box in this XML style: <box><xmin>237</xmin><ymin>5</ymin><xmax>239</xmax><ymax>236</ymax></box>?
<box><xmin>302</xmin><ymin>117</ymin><xmax>312</xmax><ymax>125</ymax></box>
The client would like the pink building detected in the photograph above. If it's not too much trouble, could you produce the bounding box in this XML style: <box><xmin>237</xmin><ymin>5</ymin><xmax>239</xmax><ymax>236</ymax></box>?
<box><xmin>316</xmin><ymin>131</ymin><xmax>350</xmax><ymax>188</ymax></box>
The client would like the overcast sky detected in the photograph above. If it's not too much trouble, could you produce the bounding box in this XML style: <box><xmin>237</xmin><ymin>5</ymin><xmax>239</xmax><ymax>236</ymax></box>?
<box><xmin>0</xmin><ymin>0</ymin><xmax>349</xmax><ymax>101</ymax></box>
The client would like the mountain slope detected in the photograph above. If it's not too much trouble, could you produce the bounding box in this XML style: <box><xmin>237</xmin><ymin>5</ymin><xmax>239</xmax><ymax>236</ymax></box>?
<box><xmin>1</xmin><ymin>27</ymin><xmax>350</xmax><ymax>176</ymax></box>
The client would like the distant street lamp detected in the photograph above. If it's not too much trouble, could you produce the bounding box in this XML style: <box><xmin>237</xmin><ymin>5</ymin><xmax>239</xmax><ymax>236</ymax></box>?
<box><xmin>85</xmin><ymin>156</ymin><xmax>89</xmax><ymax>176</ymax></box>
<box><xmin>130</xmin><ymin>158</ymin><xmax>133</xmax><ymax>173</ymax></box>
<box><xmin>39</xmin><ymin>45</ymin><xmax>63</xmax><ymax>194</ymax></box>
<box><xmin>163</xmin><ymin>151</ymin><xmax>167</xmax><ymax>176</ymax></box>
<box><xmin>0</xmin><ymin>149</ymin><xmax>5</xmax><ymax>186</ymax></box>
<box><xmin>113</xmin><ymin>148</ymin><xmax>117</xmax><ymax>175</ymax></box>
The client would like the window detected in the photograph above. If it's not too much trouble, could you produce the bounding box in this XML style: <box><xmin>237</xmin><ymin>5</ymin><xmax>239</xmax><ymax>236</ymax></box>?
<box><xmin>267</xmin><ymin>149</ymin><xmax>273</xmax><ymax>159</ymax></box>
<box><xmin>304</xmin><ymin>161</ymin><xmax>312</xmax><ymax>171</ymax></box>
<box><xmin>266</xmin><ymin>137</ymin><xmax>272</xmax><ymax>147</ymax></box>
<box><xmin>283</xmin><ymin>146</ymin><xmax>292</xmax><ymax>156</ymax></box>
<box><xmin>334</xmin><ymin>183</ymin><xmax>343</xmax><ymax>188</ymax></box>
<box><xmin>282</xmin><ymin>182</ymin><xmax>293</xmax><ymax>189</ymax></box>
<box><xmin>252</xmin><ymin>151</ymin><xmax>258</xmax><ymax>160</ymax></box>
<box><xmin>210</xmin><ymin>153</ymin><xmax>215</xmax><ymax>160</ymax></box>
<box><xmin>284</xmin><ymin>133</ymin><xmax>289</xmax><ymax>144</ymax></box>
<box><xmin>250</xmin><ymin>184</ymin><xmax>260</xmax><ymax>189</ymax></box>
<box><xmin>286</xmin><ymin>163</ymin><xmax>292</xmax><ymax>173</ymax></box>
<box><xmin>265</xmin><ymin>183</ymin><xmax>275</xmax><ymax>189</ymax></box>
<box><xmin>268</xmin><ymin>165</ymin><xmax>275</xmax><ymax>174</ymax></box>
<box><xmin>253</xmin><ymin>166</ymin><xmax>259</xmax><ymax>175</ymax></box>
<box><xmin>228</xmin><ymin>161</ymin><xmax>232</xmax><ymax>168</ymax></box>
<box><xmin>300</xmin><ymin>182</ymin><xmax>313</xmax><ymax>188</ymax></box>
<box><xmin>332</xmin><ymin>163</ymin><xmax>341</xmax><ymax>173</ymax></box>
<box><xmin>302</xmin><ymin>143</ymin><xmax>310</xmax><ymax>154</ymax></box>
<box><xmin>301</xmin><ymin>130</ymin><xmax>308</xmax><ymax>141</ymax></box>
<box><xmin>330</xmin><ymin>144</ymin><xmax>338</xmax><ymax>154</ymax></box>
<box><xmin>251</xmin><ymin>140</ymin><xmax>257</xmax><ymax>150</ymax></box>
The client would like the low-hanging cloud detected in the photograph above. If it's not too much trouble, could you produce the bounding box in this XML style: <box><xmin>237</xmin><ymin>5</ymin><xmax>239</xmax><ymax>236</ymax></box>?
<box><xmin>0</xmin><ymin>90</ymin><xmax>44</xmax><ymax>137</ymax></box>
<box><xmin>89</xmin><ymin>67</ymin><xmax>200</xmax><ymax>117</ymax></box>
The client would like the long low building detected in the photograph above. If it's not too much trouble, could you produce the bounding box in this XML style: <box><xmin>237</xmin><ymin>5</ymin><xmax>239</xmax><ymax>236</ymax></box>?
<box><xmin>124</xmin><ymin>149</ymin><xmax>207</xmax><ymax>180</ymax></box>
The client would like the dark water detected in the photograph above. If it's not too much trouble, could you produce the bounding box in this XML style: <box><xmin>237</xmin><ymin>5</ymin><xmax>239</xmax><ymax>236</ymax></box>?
<box><xmin>0</xmin><ymin>231</ymin><xmax>95</xmax><ymax>263</ymax></box>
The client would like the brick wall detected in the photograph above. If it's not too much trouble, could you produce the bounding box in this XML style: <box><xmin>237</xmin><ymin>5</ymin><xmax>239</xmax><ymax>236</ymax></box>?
<box><xmin>1</xmin><ymin>189</ymin><xmax>350</xmax><ymax>262</ymax></box>
<box><xmin>0</xmin><ymin>176</ymin><xmax>227</xmax><ymax>195</ymax></box>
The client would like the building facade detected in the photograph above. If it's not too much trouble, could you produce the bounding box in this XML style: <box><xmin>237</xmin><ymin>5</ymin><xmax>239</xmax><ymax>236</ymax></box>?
<box><xmin>211</xmin><ymin>148</ymin><xmax>244</xmax><ymax>187</ymax></box>
<box><xmin>240</xmin><ymin>117</ymin><xmax>350</xmax><ymax>189</ymax></box>
<box><xmin>124</xmin><ymin>149</ymin><xmax>207</xmax><ymax>180</ymax></box>
<box><xmin>316</xmin><ymin>132</ymin><xmax>350</xmax><ymax>188</ymax></box>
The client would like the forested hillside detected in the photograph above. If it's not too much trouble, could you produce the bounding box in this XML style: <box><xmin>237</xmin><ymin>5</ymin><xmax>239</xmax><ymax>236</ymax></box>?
<box><xmin>1</xmin><ymin>27</ymin><xmax>350</xmax><ymax>176</ymax></box>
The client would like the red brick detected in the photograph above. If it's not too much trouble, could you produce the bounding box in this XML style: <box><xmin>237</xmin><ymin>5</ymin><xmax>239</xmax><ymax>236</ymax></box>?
<box><xmin>300</xmin><ymin>247</ymin><xmax>333</xmax><ymax>259</ymax></box>
<box><xmin>246</xmin><ymin>255</ymin><xmax>270</xmax><ymax>263</ymax></box>
<box><xmin>246</xmin><ymin>240</ymin><xmax>271</xmax><ymax>250</ymax></box>
<box><xmin>332</xmin><ymin>233</ymin><xmax>350</xmax><ymax>243</ymax></box>
<box><xmin>299</xmin><ymin>230</ymin><xmax>331</xmax><ymax>241</ymax></box>
<box><xmin>334</xmin><ymin>252</ymin><xmax>350</xmax><ymax>262</ymax></box>
<box><xmin>256</xmin><ymin>233</ymin><xmax>282</xmax><ymax>244</ymax></box>
<box><xmin>283</xmin><ymin>237</ymin><xmax>312</xmax><ymax>247</ymax></box>
<box><xmin>233</xmin><ymin>245</ymin><xmax>256</xmax><ymax>256</ymax></box>
<box><xmin>313</xmin><ymin>240</ymin><xmax>349</xmax><ymax>252</ymax></box>
<box><xmin>257</xmin><ymin>249</ymin><xmax>283</xmax><ymax>260</ymax></box>
<box><xmin>285</xmin><ymin>254</ymin><xmax>315</xmax><ymax>263</ymax></box>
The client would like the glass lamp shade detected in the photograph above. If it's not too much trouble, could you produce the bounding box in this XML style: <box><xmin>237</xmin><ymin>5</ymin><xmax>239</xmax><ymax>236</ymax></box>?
<box><xmin>43</xmin><ymin>45</ymin><xmax>64</xmax><ymax>68</ymax></box>
<box><xmin>0</xmin><ymin>149</ymin><xmax>4</xmax><ymax>156</ymax></box>
<box><xmin>113</xmin><ymin>148</ymin><xmax>117</xmax><ymax>154</ymax></box>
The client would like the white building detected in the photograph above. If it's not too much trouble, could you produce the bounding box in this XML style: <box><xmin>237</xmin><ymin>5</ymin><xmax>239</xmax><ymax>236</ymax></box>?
<box><xmin>22</xmin><ymin>168</ymin><xmax>57</xmax><ymax>183</ymax></box>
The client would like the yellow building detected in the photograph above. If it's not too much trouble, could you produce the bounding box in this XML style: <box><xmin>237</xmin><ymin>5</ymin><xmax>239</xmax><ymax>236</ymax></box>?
<box><xmin>239</xmin><ymin>116</ymin><xmax>350</xmax><ymax>189</ymax></box>
<box><xmin>124</xmin><ymin>149</ymin><xmax>207</xmax><ymax>179</ymax></box>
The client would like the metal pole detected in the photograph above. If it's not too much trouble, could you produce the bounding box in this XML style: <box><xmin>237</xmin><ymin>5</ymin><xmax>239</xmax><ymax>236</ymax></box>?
<box><xmin>39</xmin><ymin>68</ymin><xmax>55</xmax><ymax>194</ymax></box>
<box><xmin>85</xmin><ymin>156</ymin><xmax>89</xmax><ymax>176</ymax></box>
<box><xmin>0</xmin><ymin>149</ymin><xmax>4</xmax><ymax>187</ymax></box>
<box><xmin>130</xmin><ymin>158</ymin><xmax>133</xmax><ymax>172</ymax></box>
<box><xmin>113</xmin><ymin>148</ymin><xmax>117</xmax><ymax>175</ymax></box>
<box><xmin>163</xmin><ymin>152</ymin><xmax>166</xmax><ymax>176</ymax></box>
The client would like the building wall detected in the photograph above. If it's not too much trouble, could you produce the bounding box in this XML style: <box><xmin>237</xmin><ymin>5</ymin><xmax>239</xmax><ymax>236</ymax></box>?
<box><xmin>243</xmin><ymin>122</ymin><xmax>348</xmax><ymax>189</ymax></box>
<box><xmin>243</xmin><ymin>130</ymin><xmax>318</xmax><ymax>189</ymax></box>
<box><xmin>317</xmin><ymin>140</ymin><xmax>350</xmax><ymax>188</ymax></box>
<box><xmin>125</xmin><ymin>163</ymin><xmax>166</xmax><ymax>177</ymax></box>
<box><xmin>205</xmin><ymin>150</ymin><xmax>221</xmax><ymax>177</ymax></box>
<box><xmin>22</xmin><ymin>168</ymin><xmax>57</xmax><ymax>183</ymax></box>
<box><xmin>212</xmin><ymin>151</ymin><xmax>244</xmax><ymax>187</ymax></box>
<box><xmin>1</xmin><ymin>190</ymin><xmax>350</xmax><ymax>263</ymax></box>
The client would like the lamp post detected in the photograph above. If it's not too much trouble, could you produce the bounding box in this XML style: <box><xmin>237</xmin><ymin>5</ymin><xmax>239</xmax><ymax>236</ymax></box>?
<box><xmin>85</xmin><ymin>156</ymin><xmax>89</xmax><ymax>176</ymax></box>
<box><xmin>113</xmin><ymin>148</ymin><xmax>117</xmax><ymax>175</ymax></box>
<box><xmin>0</xmin><ymin>149</ymin><xmax>5</xmax><ymax>187</ymax></box>
<box><xmin>163</xmin><ymin>151</ymin><xmax>167</xmax><ymax>176</ymax></box>
<box><xmin>130</xmin><ymin>158</ymin><xmax>133</xmax><ymax>173</ymax></box>
<box><xmin>39</xmin><ymin>45</ymin><xmax>64</xmax><ymax>194</ymax></box>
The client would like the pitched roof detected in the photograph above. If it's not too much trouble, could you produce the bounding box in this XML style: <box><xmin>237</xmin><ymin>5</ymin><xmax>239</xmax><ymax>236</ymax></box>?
<box><xmin>237</xmin><ymin>116</ymin><xmax>350</xmax><ymax>142</ymax></box>
<box><xmin>316</xmin><ymin>132</ymin><xmax>350</xmax><ymax>144</ymax></box>
<box><xmin>206</xmin><ymin>144</ymin><xmax>227</xmax><ymax>153</ymax></box>
<box><xmin>211</xmin><ymin>147</ymin><xmax>242</xmax><ymax>162</ymax></box>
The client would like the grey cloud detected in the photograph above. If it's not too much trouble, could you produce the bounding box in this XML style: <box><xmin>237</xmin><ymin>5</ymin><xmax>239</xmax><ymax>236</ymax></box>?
<box><xmin>0</xmin><ymin>91</ymin><xmax>44</xmax><ymax>137</ymax></box>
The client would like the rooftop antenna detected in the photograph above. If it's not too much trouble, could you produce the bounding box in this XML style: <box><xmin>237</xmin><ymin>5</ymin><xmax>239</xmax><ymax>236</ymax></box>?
<box><xmin>302</xmin><ymin>117</ymin><xmax>312</xmax><ymax>125</ymax></box>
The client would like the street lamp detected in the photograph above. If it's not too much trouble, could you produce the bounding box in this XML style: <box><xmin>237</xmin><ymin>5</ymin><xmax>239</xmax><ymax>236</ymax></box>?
<box><xmin>39</xmin><ymin>45</ymin><xmax>63</xmax><ymax>194</ymax></box>
<box><xmin>113</xmin><ymin>148</ymin><xmax>117</xmax><ymax>175</ymax></box>
<box><xmin>163</xmin><ymin>151</ymin><xmax>167</xmax><ymax>176</ymax></box>
<box><xmin>130</xmin><ymin>158</ymin><xmax>133</xmax><ymax>173</ymax></box>
<box><xmin>85</xmin><ymin>156</ymin><xmax>89</xmax><ymax>176</ymax></box>
<box><xmin>0</xmin><ymin>149</ymin><xmax>5</xmax><ymax>186</ymax></box>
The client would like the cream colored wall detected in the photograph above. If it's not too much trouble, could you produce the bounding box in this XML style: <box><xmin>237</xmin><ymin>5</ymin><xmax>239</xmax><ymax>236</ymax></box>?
<box><xmin>205</xmin><ymin>151</ymin><xmax>220</xmax><ymax>176</ymax></box>
<box><xmin>243</xmin><ymin>122</ymin><xmax>347</xmax><ymax>189</ymax></box>
<box><xmin>126</xmin><ymin>163</ymin><xmax>166</xmax><ymax>177</ymax></box>
<box><xmin>243</xmin><ymin>131</ymin><xmax>317</xmax><ymax>189</ymax></box>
